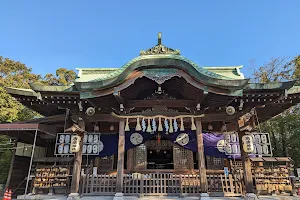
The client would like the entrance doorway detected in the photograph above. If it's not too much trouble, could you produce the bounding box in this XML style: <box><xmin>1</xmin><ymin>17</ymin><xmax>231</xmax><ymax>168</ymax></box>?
<box><xmin>147</xmin><ymin>149</ymin><xmax>173</xmax><ymax>169</ymax></box>
<box><xmin>144</xmin><ymin>137</ymin><xmax>174</xmax><ymax>169</ymax></box>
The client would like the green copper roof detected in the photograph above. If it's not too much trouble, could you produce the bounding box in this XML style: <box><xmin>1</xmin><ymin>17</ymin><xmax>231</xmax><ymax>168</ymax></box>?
<box><xmin>29</xmin><ymin>83</ymin><xmax>78</xmax><ymax>93</ymax></box>
<box><xmin>5</xmin><ymin>87</ymin><xmax>41</xmax><ymax>98</ymax></box>
<box><xmin>76</xmin><ymin>65</ymin><xmax>245</xmax><ymax>81</ymax></box>
<box><xmin>203</xmin><ymin>66</ymin><xmax>245</xmax><ymax>80</ymax></box>
<box><xmin>244</xmin><ymin>81</ymin><xmax>296</xmax><ymax>91</ymax></box>
<box><xmin>75</xmin><ymin>54</ymin><xmax>249</xmax><ymax>91</ymax></box>
<box><xmin>76</xmin><ymin>54</ymin><xmax>233</xmax><ymax>82</ymax></box>
<box><xmin>288</xmin><ymin>86</ymin><xmax>300</xmax><ymax>94</ymax></box>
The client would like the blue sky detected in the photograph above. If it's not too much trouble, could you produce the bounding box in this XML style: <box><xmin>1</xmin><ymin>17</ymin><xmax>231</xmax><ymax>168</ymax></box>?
<box><xmin>0</xmin><ymin>0</ymin><xmax>299</xmax><ymax>78</ymax></box>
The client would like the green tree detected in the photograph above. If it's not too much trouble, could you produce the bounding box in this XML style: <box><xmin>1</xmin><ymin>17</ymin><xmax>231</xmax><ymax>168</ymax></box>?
<box><xmin>40</xmin><ymin>68</ymin><xmax>76</xmax><ymax>86</ymax></box>
<box><xmin>252</xmin><ymin>55</ymin><xmax>300</xmax><ymax>167</ymax></box>
<box><xmin>0</xmin><ymin>56</ymin><xmax>40</xmax><ymax>122</ymax></box>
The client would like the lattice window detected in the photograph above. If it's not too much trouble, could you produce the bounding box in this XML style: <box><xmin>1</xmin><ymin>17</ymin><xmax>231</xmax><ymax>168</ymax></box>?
<box><xmin>145</xmin><ymin>140</ymin><xmax>173</xmax><ymax>151</ymax></box>
<box><xmin>133</xmin><ymin>144</ymin><xmax>147</xmax><ymax>170</ymax></box>
<box><xmin>173</xmin><ymin>145</ymin><xmax>193</xmax><ymax>170</ymax></box>
<box><xmin>97</xmin><ymin>155</ymin><xmax>114</xmax><ymax>171</ymax></box>
<box><xmin>206</xmin><ymin>156</ymin><xmax>224</xmax><ymax>170</ymax></box>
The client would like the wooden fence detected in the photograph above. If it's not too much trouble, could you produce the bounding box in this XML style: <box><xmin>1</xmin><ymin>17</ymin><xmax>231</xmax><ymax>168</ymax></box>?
<box><xmin>80</xmin><ymin>171</ymin><xmax>244</xmax><ymax>197</ymax></box>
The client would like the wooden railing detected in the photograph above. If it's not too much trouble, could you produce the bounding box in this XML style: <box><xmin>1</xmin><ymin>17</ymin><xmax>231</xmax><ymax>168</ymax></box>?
<box><xmin>81</xmin><ymin>171</ymin><xmax>244</xmax><ymax>196</ymax></box>
<box><xmin>81</xmin><ymin>174</ymin><xmax>117</xmax><ymax>195</ymax></box>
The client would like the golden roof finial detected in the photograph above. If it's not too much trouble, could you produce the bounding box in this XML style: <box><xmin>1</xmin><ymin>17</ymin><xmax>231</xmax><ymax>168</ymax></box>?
<box><xmin>158</xmin><ymin>32</ymin><xmax>162</xmax><ymax>45</ymax></box>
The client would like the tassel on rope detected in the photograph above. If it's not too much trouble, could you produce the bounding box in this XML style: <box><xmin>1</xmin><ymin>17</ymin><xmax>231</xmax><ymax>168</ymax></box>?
<box><xmin>180</xmin><ymin>117</ymin><xmax>185</xmax><ymax>131</ymax></box>
<box><xmin>125</xmin><ymin>118</ymin><xmax>130</xmax><ymax>132</ymax></box>
<box><xmin>191</xmin><ymin>117</ymin><xmax>196</xmax><ymax>131</ymax></box>
<box><xmin>142</xmin><ymin>118</ymin><xmax>146</xmax><ymax>132</ymax></box>
<box><xmin>146</xmin><ymin>118</ymin><xmax>152</xmax><ymax>133</ymax></box>
<box><xmin>174</xmin><ymin>119</ymin><xmax>178</xmax><ymax>132</ymax></box>
<box><xmin>164</xmin><ymin>118</ymin><xmax>169</xmax><ymax>134</ymax></box>
<box><xmin>135</xmin><ymin>117</ymin><xmax>142</xmax><ymax>131</ymax></box>
<box><xmin>169</xmin><ymin>119</ymin><xmax>174</xmax><ymax>133</ymax></box>
<box><xmin>152</xmin><ymin>118</ymin><xmax>157</xmax><ymax>133</ymax></box>
<box><xmin>158</xmin><ymin>117</ymin><xmax>163</xmax><ymax>132</ymax></box>
<box><xmin>157</xmin><ymin>133</ymin><xmax>161</xmax><ymax>143</ymax></box>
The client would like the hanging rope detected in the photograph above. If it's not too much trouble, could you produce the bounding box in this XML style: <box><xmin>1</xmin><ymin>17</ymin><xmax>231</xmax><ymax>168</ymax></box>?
<box><xmin>112</xmin><ymin>112</ymin><xmax>203</xmax><ymax>132</ymax></box>
<box><xmin>111</xmin><ymin>112</ymin><xmax>204</xmax><ymax>119</ymax></box>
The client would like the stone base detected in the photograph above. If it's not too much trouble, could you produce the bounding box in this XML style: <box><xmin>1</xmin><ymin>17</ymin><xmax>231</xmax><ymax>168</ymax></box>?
<box><xmin>113</xmin><ymin>192</ymin><xmax>124</xmax><ymax>200</ymax></box>
<box><xmin>244</xmin><ymin>193</ymin><xmax>258</xmax><ymax>200</ymax></box>
<box><xmin>199</xmin><ymin>193</ymin><xmax>211</xmax><ymax>200</ymax></box>
<box><xmin>67</xmin><ymin>193</ymin><xmax>80</xmax><ymax>200</ymax></box>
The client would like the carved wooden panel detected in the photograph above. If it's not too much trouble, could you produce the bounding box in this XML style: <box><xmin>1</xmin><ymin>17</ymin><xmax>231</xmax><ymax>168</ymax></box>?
<box><xmin>133</xmin><ymin>144</ymin><xmax>147</xmax><ymax>170</ymax></box>
<box><xmin>145</xmin><ymin>140</ymin><xmax>173</xmax><ymax>151</ymax></box>
<box><xmin>173</xmin><ymin>145</ymin><xmax>193</xmax><ymax>170</ymax></box>
<box><xmin>206</xmin><ymin>156</ymin><xmax>224</xmax><ymax>170</ymax></box>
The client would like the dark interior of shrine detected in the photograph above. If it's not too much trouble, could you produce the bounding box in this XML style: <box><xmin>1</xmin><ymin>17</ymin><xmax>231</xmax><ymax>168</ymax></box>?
<box><xmin>147</xmin><ymin>149</ymin><xmax>173</xmax><ymax>169</ymax></box>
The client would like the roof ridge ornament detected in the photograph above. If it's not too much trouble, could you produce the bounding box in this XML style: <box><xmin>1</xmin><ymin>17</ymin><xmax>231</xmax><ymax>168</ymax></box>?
<box><xmin>140</xmin><ymin>32</ymin><xmax>180</xmax><ymax>55</ymax></box>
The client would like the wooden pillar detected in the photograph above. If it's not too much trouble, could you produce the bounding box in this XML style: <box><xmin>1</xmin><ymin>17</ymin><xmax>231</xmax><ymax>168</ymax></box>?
<box><xmin>196</xmin><ymin>118</ymin><xmax>208</xmax><ymax>193</ymax></box>
<box><xmin>187</xmin><ymin>150</ymin><xmax>194</xmax><ymax>170</ymax></box>
<box><xmin>116</xmin><ymin>119</ymin><xmax>125</xmax><ymax>193</ymax></box>
<box><xmin>238</xmin><ymin>131</ymin><xmax>254</xmax><ymax>193</ymax></box>
<box><xmin>70</xmin><ymin>119</ymin><xmax>85</xmax><ymax>194</ymax></box>
<box><xmin>5</xmin><ymin>140</ymin><xmax>17</xmax><ymax>189</ymax></box>
<box><xmin>127</xmin><ymin>148</ymin><xmax>133</xmax><ymax>172</ymax></box>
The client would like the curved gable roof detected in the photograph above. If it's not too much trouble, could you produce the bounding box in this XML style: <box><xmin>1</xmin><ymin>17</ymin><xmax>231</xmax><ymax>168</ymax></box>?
<box><xmin>75</xmin><ymin>54</ymin><xmax>249</xmax><ymax>91</ymax></box>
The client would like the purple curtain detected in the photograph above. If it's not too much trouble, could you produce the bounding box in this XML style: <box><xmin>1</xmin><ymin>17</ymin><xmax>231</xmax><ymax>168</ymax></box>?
<box><xmin>98</xmin><ymin>129</ymin><xmax>235</xmax><ymax>158</ymax></box>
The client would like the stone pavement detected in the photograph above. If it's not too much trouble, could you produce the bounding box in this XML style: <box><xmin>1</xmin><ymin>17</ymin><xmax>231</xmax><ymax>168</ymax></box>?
<box><xmin>14</xmin><ymin>195</ymin><xmax>300</xmax><ymax>200</ymax></box>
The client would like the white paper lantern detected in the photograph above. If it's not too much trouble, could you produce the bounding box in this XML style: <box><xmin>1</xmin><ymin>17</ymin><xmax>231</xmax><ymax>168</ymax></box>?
<box><xmin>70</xmin><ymin>135</ymin><xmax>81</xmax><ymax>153</ymax></box>
<box><xmin>261</xmin><ymin>134</ymin><xmax>268</xmax><ymax>144</ymax></box>
<box><xmin>242</xmin><ymin>135</ymin><xmax>254</xmax><ymax>153</ymax></box>
<box><xmin>93</xmin><ymin>145</ymin><xmax>98</xmax><ymax>154</ymax></box>
<box><xmin>255</xmin><ymin>135</ymin><xmax>261</xmax><ymax>144</ymax></box>
<box><xmin>82</xmin><ymin>145</ymin><xmax>87</xmax><ymax>154</ymax></box>
<box><xmin>87</xmin><ymin>145</ymin><xmax>92</xmax><ymax>154</ymax></box>
<box><xmin>64</xmin><ymin>144</ymin><xmax>70</xmax><ymax>154</ymax></box>
<box><xmin>256</xmin><ymin>144</ymin><xmax>263</xmax><ymax>155</ymax></box>
<box><xmin>58</xmin><ymin>144</ymin><xmax>64</xmax><ymax>154</ymax></box>
<box><xmin>225</xmin><ymin>144</ymin><xmax>232</xmax><ymax>154</ymax></box>
<box><xmin>59</xmin><ymin>135</ymin><xmax>65</xmax><ymax>143</ymax></box>
<box><xmin>93</xmin><ymin>135</ymin><xmax>99</xmax><ymax>143</ymax></box>
<box><xmin>232</xmin><ymin>144</ymin><xmax>238</xmax><ymax>154</ymax></box>
<box><xmin>65</xmin><ymin>135</ymin><xmax>71</xmax><ymax>143</ymax></box>
<box><xmin>231</xmin><ymin>133</ymin><xmax>237</xmax><ymax>143</ymax></box>
<box><xmin>263</xmin><ymin>144</ymin><xmax>269</xmax><ymax>155</ymax></box>
<box><xmin>225</xmin><ymin>134</ymin><xmax>231</xmax><ymax>143</ymax></box>
<box><xmin>88</xmin><ymin>135</ymin><xmax>93</xmax><ymax>143</ymax></box>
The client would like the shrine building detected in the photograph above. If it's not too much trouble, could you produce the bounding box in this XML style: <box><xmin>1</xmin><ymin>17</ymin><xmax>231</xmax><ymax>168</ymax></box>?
<box><xmin>1</xmin><ymin>33</ymin><xmax>300</xmax><ymax>199</ymax></box>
